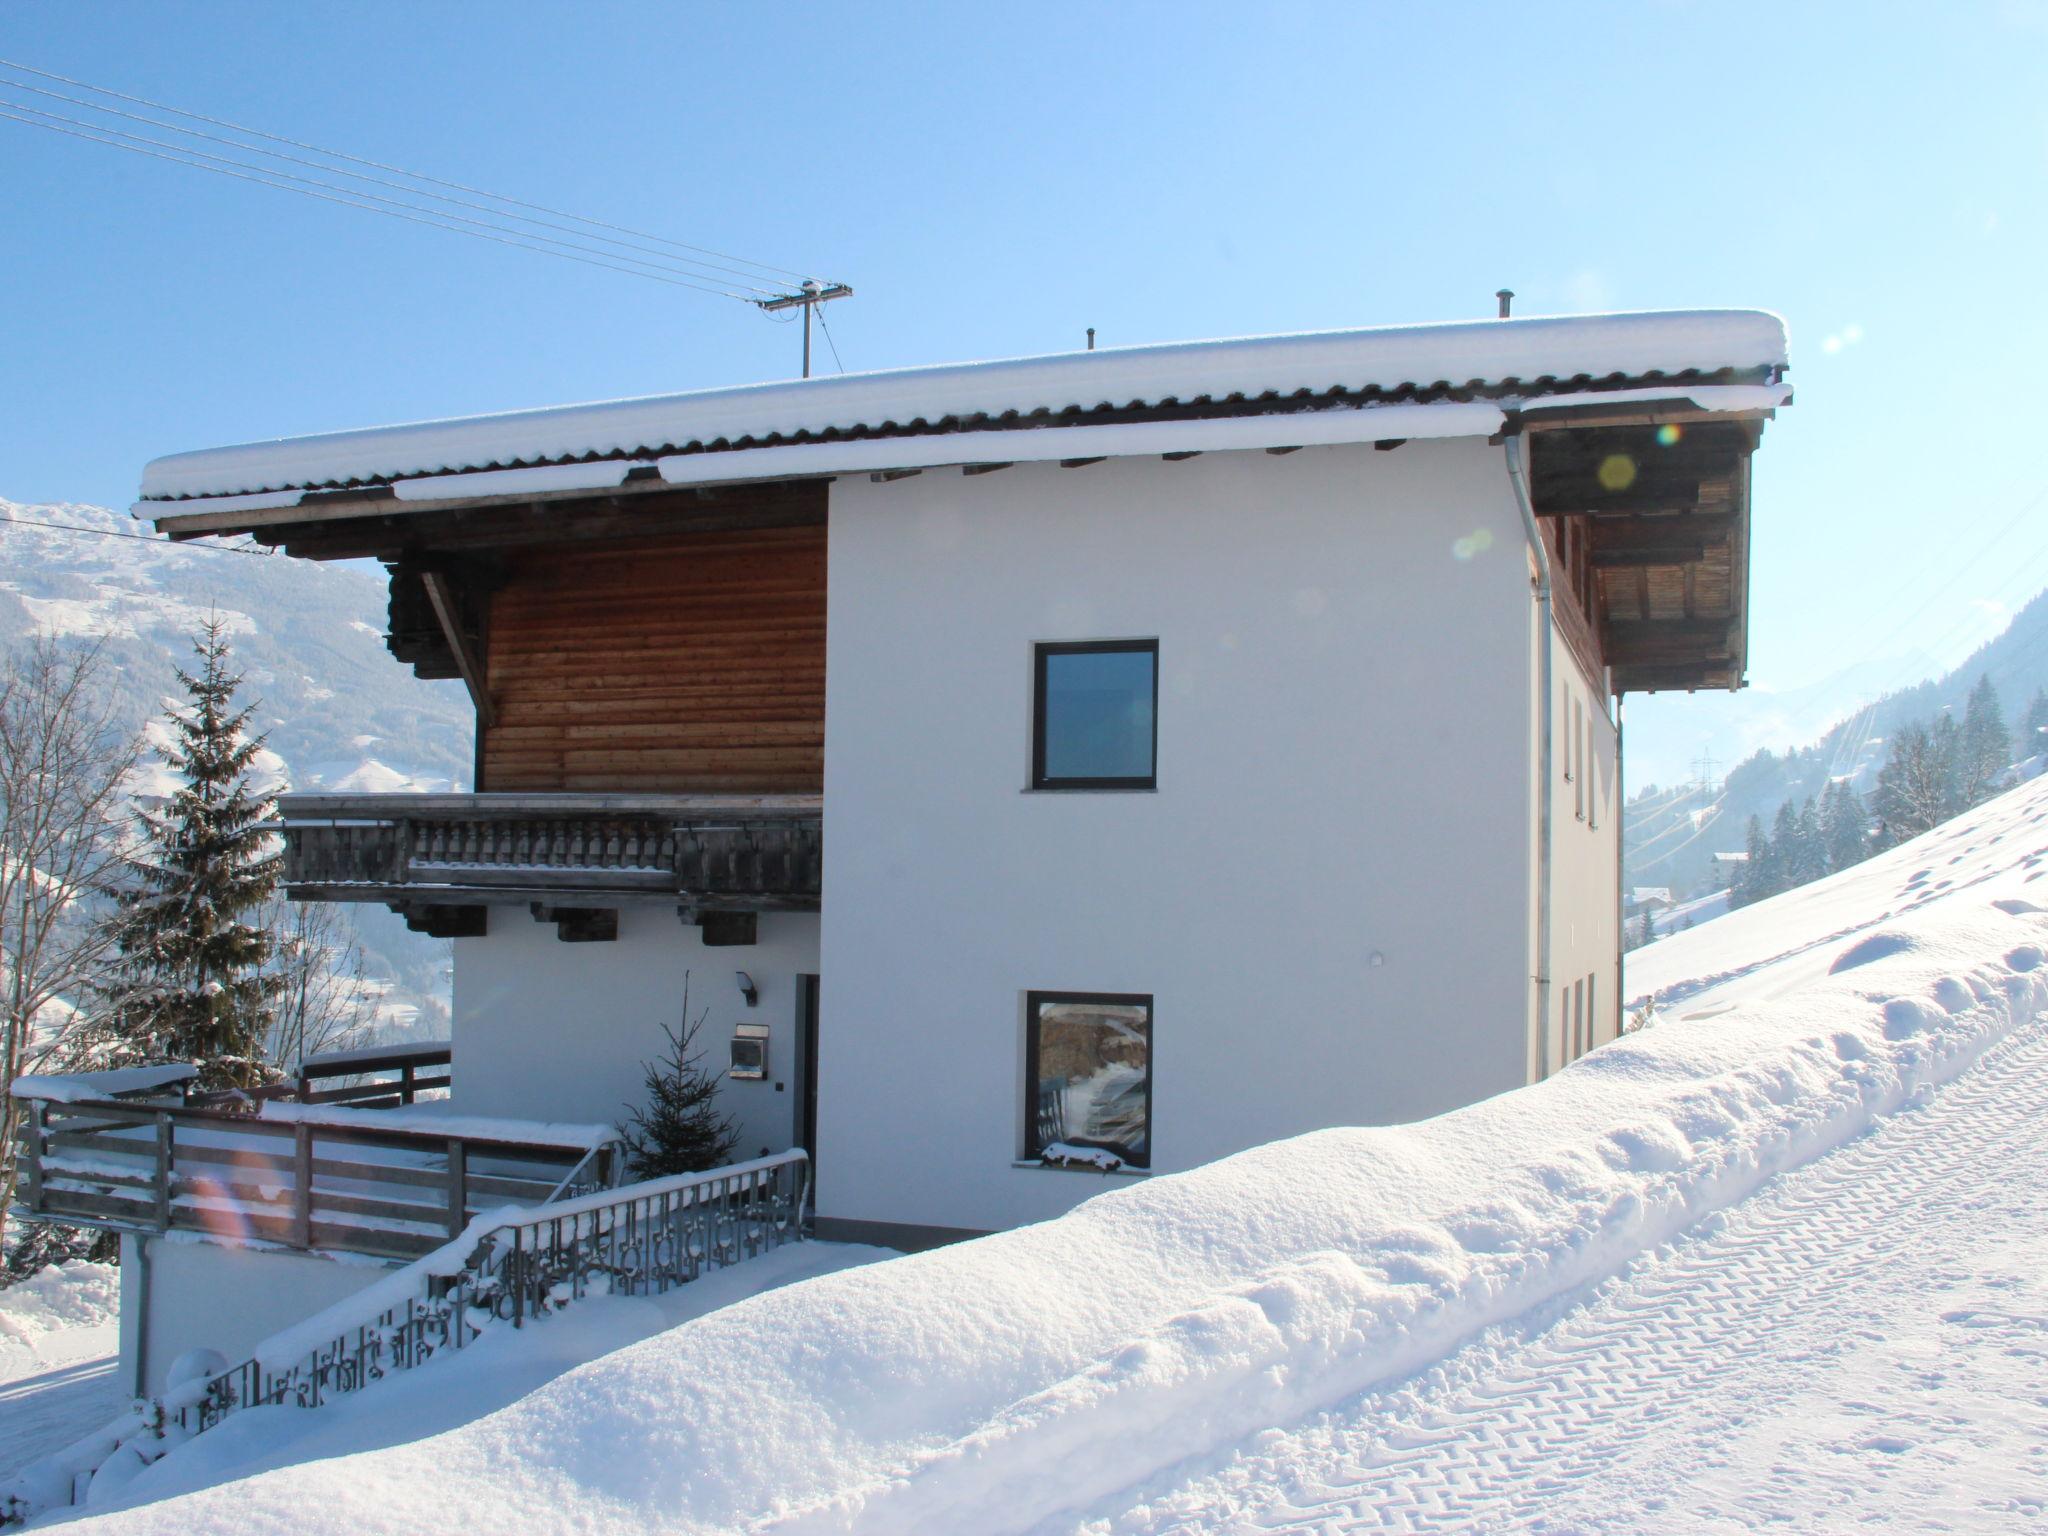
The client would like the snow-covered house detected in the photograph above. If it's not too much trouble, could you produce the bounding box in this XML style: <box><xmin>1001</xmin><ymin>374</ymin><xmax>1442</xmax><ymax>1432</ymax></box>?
<box><xmin>17</xmin><ymin>309</ymin><xmax>1789</xmax><ymax>1387</ymax></box>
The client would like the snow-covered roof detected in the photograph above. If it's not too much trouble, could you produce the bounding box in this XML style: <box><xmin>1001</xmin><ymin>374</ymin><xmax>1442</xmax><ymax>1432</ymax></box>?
<box><xmin>137</xmin><ymin>310</ymin><xmax>1789</xmax><ymax>504</ymax></box>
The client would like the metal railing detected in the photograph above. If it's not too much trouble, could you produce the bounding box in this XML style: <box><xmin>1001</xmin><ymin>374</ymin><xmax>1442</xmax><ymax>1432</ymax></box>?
<box><xmin>0</xmin><ymin>1150</ymin><xmax>810</xmax><ymax>1523</ymax></box>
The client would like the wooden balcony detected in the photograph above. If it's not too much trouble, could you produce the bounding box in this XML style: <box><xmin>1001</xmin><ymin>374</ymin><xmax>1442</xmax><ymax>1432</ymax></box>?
<box><xmin>12</xmin><ymin>1054</ymin><xmax>619</xmax><ymax>1262</ymax></box>
<box><xmin>277</xmin><ymin>792</ymin><xmax>823</xmax><ymax>934</ymax></box>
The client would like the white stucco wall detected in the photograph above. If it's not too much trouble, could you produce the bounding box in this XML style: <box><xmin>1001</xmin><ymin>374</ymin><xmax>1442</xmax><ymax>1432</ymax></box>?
<box><xmin>817</xmin><ymin>440</ymin><xmax>1539</xmax><ymax>1238</ymax></box>
<box><xmin>123</xmin><ymin>1235</ymin><xmax>397</xmax><ymax>1396</ymax></box>
<box><xmin>1544</xmin><ymin>649</ymin><xmax>1623</xmax><ymax>1073</ymax></box>
<box><xmin>451</xmin><ymin>907</ymin><xmax>818</xmax><ymax>1163</ymax></box>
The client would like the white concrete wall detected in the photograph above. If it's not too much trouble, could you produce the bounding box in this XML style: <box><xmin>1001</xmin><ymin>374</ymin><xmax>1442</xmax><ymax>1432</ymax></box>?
<box><xmin>452</xmin><ymin>907</ymin><xmax>818</xmax><ymax>1163</ymax></box>
<box><xmin>124</xmin><ymin>1235</ymin><xmax>397</xmax><ymax>1396</ymax></box>
<box><xmin>818</xmin><ymin>440</ymin><xmax>1539</xmax><ymax>1237</ymax></box>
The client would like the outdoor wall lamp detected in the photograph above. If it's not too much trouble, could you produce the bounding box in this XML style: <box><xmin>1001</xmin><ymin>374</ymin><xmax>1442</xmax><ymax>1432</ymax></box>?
<box><xmin>736</xmin><ymin>971</ymin><xmax>758</xmax><ymax>1008</ymax></box>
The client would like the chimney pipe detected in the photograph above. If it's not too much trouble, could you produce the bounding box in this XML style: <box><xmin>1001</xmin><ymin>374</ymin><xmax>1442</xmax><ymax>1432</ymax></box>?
<box><xmin>1496</xmin><ymin>288</ymin><xmax>1515</xmax><ymax>319</ymax></box>
<box><xmin>1086</xmin><ymin>327</ymin><xmax>1096</xmax><ymax>351</ymax></box>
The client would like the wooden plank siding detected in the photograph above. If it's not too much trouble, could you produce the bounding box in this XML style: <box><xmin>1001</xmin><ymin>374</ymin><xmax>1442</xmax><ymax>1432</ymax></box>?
<box><xmin>480</xmin><ymin>524</ymin><xmax>826</xmax><ymax>794</ymax></box>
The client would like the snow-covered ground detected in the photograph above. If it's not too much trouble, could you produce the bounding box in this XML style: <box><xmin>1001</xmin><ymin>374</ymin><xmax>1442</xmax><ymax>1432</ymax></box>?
<box><xmin>0</xmin><ymin>1265</ymin><xmax>121</xmax><ymax>1488</ymax></box>
<box><xmin>47</xmin><ymin>775</ymin><xmax>2048</xmax><ymax>1533</ymax></box>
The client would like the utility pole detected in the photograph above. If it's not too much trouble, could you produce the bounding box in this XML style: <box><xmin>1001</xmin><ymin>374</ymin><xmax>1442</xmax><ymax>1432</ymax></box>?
<box><xmin>1690</xmin><ymin>751</ymin><xmax>1721</xmax><ymax>800</ymax></box>
<box><xmin>756</xmin><ymin>279</ymin><xmax>854</xmax><ymax>378</ymax></box>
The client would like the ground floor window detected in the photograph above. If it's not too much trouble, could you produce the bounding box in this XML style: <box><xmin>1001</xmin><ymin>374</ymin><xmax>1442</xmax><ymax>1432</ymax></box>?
<box><xmin>1025</xmin><ymin>991</ymin><xmax>1152</xmax><ymax>1168</ymax></box>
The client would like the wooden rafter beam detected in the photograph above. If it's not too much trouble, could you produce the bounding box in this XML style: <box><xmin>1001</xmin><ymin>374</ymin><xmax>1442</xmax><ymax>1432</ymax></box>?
<box><xmin>419</xmin><ymin>570</ymin><xmax>494</xmax><ymax>728</ymax></box>
<box><xmin>1605</xmin><ymin>617</ymin><xmax>1738</xmax><ymax>664</ymax></box>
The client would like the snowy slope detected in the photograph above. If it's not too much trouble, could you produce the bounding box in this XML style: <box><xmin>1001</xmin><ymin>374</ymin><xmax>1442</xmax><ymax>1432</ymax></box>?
<box><xmin>58</xmin><ymin>777</ymin><xmax>2048</xmax><ymax>1533</ymax></box>
<box><xmin>0</xmin><ymin>496</ymin><xmax>470</xmax><ymax>1027</ymax></box>
<box><xmin>0</xmin><ymin>1266</ymin><xmax>120</xmax><ymax>1487</ymax></box>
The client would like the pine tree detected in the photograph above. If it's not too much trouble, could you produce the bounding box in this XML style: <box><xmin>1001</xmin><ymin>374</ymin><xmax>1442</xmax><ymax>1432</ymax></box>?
<box><xmin>1958</xmin><ymin>674</ymin><xmax>2010</xmax><ymax>808</ymax></box>
<box><xmin>1930</xmin><ymin>713</ymin><xmax>1965</xmax><ymax>820</ymax></box>
<box><xmin>1819</xmin><ymin>779</ymin><xmax>1869</xmax><ymax>873</ymax></box>
<box><xmin>1733</xmin><ymin>814</ymin><xmax>1774</xmax><ymax>908</ymax></box>
<box><xmin>1770</xmin><ymin>799</ymin><xmax>1802</xmax><ymax>891</ymax></box>
<box><xmin>2023</xmin><ymin>687</ymin><xmax>2048</xmax><ymax>756</ymax></box>
<box><xmin>620</xmin><ymin>973</ymin><xmax>739</xmax><ymax>1179</ymax></box>
<box><xmin>1875</xmin><ymin>721</ymin><xmax>1946</xmax><ymax>844</ymax></box>
<box><xmin>95</xmin><ymin>620</ymin><xmax>283</xmax><ymax>1092</ymax></box>
<box><xmin>1785</xmin><ymin>796</ymin><xmax>1827</xmax><ymax>886</ymax></box>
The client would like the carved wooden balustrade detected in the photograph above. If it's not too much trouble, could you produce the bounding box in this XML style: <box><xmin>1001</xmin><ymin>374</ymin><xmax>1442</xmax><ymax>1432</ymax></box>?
<box><xmin>277</xmin><ymin>792</ymin><xmax>824</xmax><ymax>915</ymax></box>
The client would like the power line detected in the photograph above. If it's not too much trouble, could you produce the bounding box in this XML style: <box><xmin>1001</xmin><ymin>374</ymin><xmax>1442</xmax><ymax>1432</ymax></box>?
<box><xmin>1</xmin><ymin>515</ymin><xmax>273</xmax><ymax>556</ymax></box>
<box><xmin>0</xmin><ymin>96</ymin><xmax>773</xmax><ymax>297</ymax></box>
<box><xmin>0</xmin><ymin>55</ymin><xmax>815</xmax><ymax>285</ymax></box>
<box><xmin>0</xmin><ymin>106</ymin><xmax>760</xmax><ymax>300</ymax></box>
<box><xmin>815</xmin><ymin>300</ymin><xmax>846</xmax><ymax>374</ymax></box>
<box><xmin>0</xmin><ymin>76</ymin><xmax>784</xmax><ymax>294</ymax></box>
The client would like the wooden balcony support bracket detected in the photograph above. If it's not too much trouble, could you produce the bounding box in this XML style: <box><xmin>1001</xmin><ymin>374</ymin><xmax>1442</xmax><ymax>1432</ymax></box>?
<box><xmin>419</xmin><ymin>568</ymin><xmax>493</xmax><ymax>728</ymax></box>
<box><xmin>398</xmin><ymin>902</ymin><xmax>488</xmax><ymax>939</ymax></box>
<box><xmin>529</xmin><ymin>903</ymin><xmax>619</xmax><ymax>942</ymax></box>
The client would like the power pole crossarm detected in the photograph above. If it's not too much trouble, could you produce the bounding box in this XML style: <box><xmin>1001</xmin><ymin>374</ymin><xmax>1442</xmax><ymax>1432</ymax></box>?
<box><xmin>756</xmin><ymin>280</ymin><xmax>854</xmax><ymax>378</ymax></box>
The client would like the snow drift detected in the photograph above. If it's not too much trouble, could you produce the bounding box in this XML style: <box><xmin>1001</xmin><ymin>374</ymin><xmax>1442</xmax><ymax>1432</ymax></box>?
<box><xmin>71</xmin><ymin>776</ymin><xmax>2048</xmax><ymax>1536</ymax></box>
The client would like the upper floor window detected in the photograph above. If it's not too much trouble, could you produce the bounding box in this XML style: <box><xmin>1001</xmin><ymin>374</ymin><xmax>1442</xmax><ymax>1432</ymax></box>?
<box><xmin>1032</xmin><ymin>639</ymin><xmax>1157</xmax><ymax>790</ymax></box>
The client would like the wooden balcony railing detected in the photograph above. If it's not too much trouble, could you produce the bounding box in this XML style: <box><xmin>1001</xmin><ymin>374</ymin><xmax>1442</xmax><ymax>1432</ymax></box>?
<box><xmin>276</xmin><ymin>792</ymin><xmax>822</xmax><ymax>914</ymax></box>
<box><xmin>13</xmin><ymin>1070</ymin><xmax>619</xmax><ymax>1262</ymax></box>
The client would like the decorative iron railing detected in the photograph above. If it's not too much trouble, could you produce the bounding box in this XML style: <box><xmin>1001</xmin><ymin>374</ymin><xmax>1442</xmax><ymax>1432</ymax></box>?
<box><xmin>0</xmin><ymin>1151</ymin><xmax>810</xmax><ymax>1524</ymax></box>
<box><xmin>277</xmin><ymin>792</ymin><xmax>823</xmax><ymax>910</ymax></box>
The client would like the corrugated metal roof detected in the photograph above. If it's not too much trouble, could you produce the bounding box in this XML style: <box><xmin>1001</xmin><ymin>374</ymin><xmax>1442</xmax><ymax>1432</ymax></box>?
<box><xmin>138</xmin><ymin>309</ymin><xmax>1788</xmax><ymax>503</ymax></box>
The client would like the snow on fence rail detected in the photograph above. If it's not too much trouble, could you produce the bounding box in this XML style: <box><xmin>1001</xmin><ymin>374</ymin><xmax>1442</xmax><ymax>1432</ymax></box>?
<box><xmin>13</xmin><ymin>1086</ymin><xmax>619</xmax><ymax>1261</ymax></box>
<box><xmin>0</xmin><ymin>1149</ymin><xmax>811</xmax><ymax>1523</ymax></box>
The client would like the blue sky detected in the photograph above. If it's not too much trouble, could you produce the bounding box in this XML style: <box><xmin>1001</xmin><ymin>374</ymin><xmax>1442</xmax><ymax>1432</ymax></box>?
<box><xmin>3</xmin><ymin>2</ymin><xmax>2046</xmax><ymax>773</ymax></box>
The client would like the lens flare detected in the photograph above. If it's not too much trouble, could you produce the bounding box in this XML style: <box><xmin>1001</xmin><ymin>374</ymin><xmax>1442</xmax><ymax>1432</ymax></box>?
<box><xmin>1597</xmin><ymin>454</ymin><xmax>1637</xmax><ymax>492</ymax></box>
<box><xmin>1655</xmin><ymin>423</ymin><xmax>1683</xmax><ymax>447</ymax></box>
<box><xmin>1452</xmin><ymin>528</ymin><xmax>1495</xmax><ymax>561</ymax></box>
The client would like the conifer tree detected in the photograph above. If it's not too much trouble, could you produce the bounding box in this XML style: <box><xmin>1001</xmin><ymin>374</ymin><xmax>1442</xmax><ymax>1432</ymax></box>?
<box><xmin>621</xmin><ymin>973</ymin><xmax>739</xmax><ymax>1179</ymax></box>
<box><xmin>95</xmin><ymin>620</ymin><xmax>283</xmax><ymax>1092</ymax></box>
<box><xmin>1819</xmin><ymin>779</ymin><xmax>1869</xmax><ymax>872</ymax></box>
<box><xmin>1875</xmin><ymin>721</ymin><xmax>1946</xmax><ymax>845</ymax></box>
<box><xmin>1734</xmin><ymin>813</ymin><xmax>1774</xmax><ymax>908</ymax></box>
<box><xmin>1786</xmin><ymin>796</ymin><xmax>1827</xmax><ymax>886</ymax></box>
<box><xmin>1929</xmin><ymin>713</ymin><xmax>1965</xmax><ymax>820</ymax></box>
<box><xmin>1958</xmin><ymin>674</ymin><xmax>2010</xmax><ymax>807</ymax></box>
<box><xmin>2023</xmin><ymin>687</ymin><xmax>2048</xmax><ymax>754</ymax></box>
<box><xmin>1770</xmin><ymin>799</ymin><xmax>1801</xmax><ymax>890</ymax></box>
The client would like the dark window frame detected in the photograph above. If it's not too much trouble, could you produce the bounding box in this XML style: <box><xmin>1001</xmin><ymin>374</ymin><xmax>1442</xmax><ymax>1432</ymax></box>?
<box><xmin>1023</xmin><ymin>989</ymin><xmax>1154</xmax><ymax>1168</ymax></box>
<box><xmin>1031</xmin><ymin>638</ymin><xmax>1160</xmax><ymax>791</ymax></box>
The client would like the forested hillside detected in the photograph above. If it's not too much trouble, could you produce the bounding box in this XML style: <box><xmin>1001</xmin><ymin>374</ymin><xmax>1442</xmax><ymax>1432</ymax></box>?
<box><xmin>1625</xmin><ymin>586</ymin><xmax>2048</xmax><ymax>898</ymax></box>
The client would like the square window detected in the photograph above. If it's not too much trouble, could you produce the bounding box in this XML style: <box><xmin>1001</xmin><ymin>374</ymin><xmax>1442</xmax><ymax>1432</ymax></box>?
<box><xmin>1033</xmin><ymin>640</ymin><xmax>1157</xmax><ymax>789</ymax></box>
<box><xmin>1025</xmin><ymin>991</ymin><xmax>1152</xmax><ymax>1168</ymax></box>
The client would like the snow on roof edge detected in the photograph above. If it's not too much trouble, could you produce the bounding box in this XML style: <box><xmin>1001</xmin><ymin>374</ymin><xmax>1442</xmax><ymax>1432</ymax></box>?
<box><xmin>138</xmin><ymin>309</ymin><xmax>1789</xmax><ymax>502</ymax></box>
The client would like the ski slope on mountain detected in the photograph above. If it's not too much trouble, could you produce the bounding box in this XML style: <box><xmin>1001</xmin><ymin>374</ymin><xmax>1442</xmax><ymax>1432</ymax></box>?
<box><xmin>62</xmin><ymin>777</ymin><xmax>2048</xmax><ymax>1535</ymax></box>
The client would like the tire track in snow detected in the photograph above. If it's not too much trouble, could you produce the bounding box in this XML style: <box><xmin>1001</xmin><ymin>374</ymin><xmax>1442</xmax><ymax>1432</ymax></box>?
<box><xmin>1076</xmin><ymin>1012</ymin><xmax>2048</xmax><ymax>1535</ymax></box>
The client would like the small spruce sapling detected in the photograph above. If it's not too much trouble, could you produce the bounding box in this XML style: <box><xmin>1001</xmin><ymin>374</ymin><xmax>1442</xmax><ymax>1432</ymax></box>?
<box><xmin>620</xmin><ymin>972</ymin><xmax>740</xmax><ymax>1179</ymax></box>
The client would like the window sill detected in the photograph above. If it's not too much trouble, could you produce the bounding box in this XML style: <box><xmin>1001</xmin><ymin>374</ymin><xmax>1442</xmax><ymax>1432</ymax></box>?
<box><xmin>1020</xmin><ymin>786</ymin><xmax>1158</xmax><ymax>795</ymax></box>
<box><xmin>1011</xmin><ymin>1159</ymin><xmax>1150</xmax><ymax>1177</ymax></box>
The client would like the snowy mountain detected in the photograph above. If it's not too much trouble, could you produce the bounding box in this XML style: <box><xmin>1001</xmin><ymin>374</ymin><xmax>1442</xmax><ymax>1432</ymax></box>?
<box><xmin>36</xmin><ymin>772</ymin><xmax>2048</xmax><ymax>1532</ymax></box>
<box><xmin>1625</xmin><ymin>583</ymin><xmax>2048</xmax><ymax>897</ymax></box>
<box><xmin>1</xmin><ymin>496</ymin><xmax>474</xmax><ymax>1026</ymax></box>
